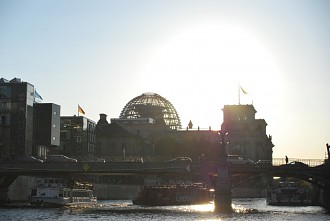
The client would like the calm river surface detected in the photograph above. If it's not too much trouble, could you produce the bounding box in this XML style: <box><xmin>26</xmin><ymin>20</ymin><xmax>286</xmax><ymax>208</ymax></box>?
<box><xmin>0</xmin><ymin>198</ymin><xmax>329</xmax><ymax>221</ymax></box>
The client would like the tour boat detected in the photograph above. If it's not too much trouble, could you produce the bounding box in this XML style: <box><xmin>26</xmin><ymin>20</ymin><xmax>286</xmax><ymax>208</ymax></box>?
<box><xmin>132</xmin><ymin>183</ymin><xmax>214</xmax><ymax>206</ymax></box>
<box><xmin>267</xmin><ymin>181</ymin><xmax>312</xmax><ymax>206</ymax></box>
<box><xmin>28</xmin><ymin>178</ymin><xmax>97</xmax><ymax>207</ymax></box>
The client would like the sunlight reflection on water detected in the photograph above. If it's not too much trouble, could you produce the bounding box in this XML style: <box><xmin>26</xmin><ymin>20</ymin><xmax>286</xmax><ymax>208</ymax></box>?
<box><xmin>0</xmin><ymin>199</ymin><xmax>329</xmax><ymax>221</ymax></box>
<box><xmin>186</xmin><ymin>202</ymin><xmax>215</xmax><ymax>212</ymax></box>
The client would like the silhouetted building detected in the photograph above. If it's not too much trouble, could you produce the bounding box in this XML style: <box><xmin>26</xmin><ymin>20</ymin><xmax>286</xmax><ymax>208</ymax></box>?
<box><xmin>95</xmin><ymin>93</ymin><xmax>274</xmax><ymax>163</ymax></box>
<box><xmin>0</xmin><ymin>78</ymin><xmax>35</xmax><ymax>160</ymax></box>
<box><xmin>95</xmin><ymin>114</ymin><xmax>148</xmax><ymax>160</ymax></box>
<box><xmin>221</xmin><ymin>104</ymin><xmax>274</xmax><ymax>162</ymax></box>
<box><xmin>60</xmin><ymin>116</ymin><xmax>96</xmax><ymax>159</ymax></box>
<box><xmin>33</xmin><ymin>103</ymin><xmax>60</xmax><ymax>157</ymax></box>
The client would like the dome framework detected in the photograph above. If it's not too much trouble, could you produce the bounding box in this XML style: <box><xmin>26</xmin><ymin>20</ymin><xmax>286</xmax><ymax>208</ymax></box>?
<box><xmin>119</xmin><ymin>92</ymin><xmax>182</xmax><ymax>130</ymax></box>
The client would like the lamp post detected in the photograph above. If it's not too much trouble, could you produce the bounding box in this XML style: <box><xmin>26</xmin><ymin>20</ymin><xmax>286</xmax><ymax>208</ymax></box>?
<box><xmin>218</xmin><ymin>131</ymin><xmax>229</xmax><ymax>166</ymax></box>
<box><xmin>214</xmin><ymin>131</ymin><xmax>232</xmax><ymax>213</ymax></box>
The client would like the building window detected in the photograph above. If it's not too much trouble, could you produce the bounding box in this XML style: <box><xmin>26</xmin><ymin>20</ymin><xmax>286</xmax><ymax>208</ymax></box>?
<box><xmin>19</xmin><ymin>121</ymin><xmax>24</xmax><ymax>129</ymax></box>
<box><xmin>1</xmin><ymin>102</ymin><xmax>10</xmax><ymax>111</ymax></box>
<box><xmin>231</xmin><ymin>143</ymin><xmax>243</xmax><ymax>155</ymax></box>
<box><xmin>256</xmin><ymin>125</ymin><xmax>262</xmax><ymax>133</ymax></box>
<box><xmin>53</xmin><ymin>111</ymin><xmax>57</xmax><ymax>115</ymax></box>
<box><xmin>19</xmin><ymin>108</ymin><xmax>25</xmax><ymax>116</ymax></box>
<box><xmin>1</xmin><ymin>116</ymin><xmax>5</xmax><ymax>125</ymax></box>
<box><xmin>18</xmin><ymin>135</ymin><xmax>24</xmax><ymax>143</ymax></box>
<box><xmin>63</xmin><ymin>120</ymin><xmax>71</xmax><ymax>128</ymax></box>
<box><xmin>52</xmin><ymin>137</ymin><xmax>56</xmax><ymax>141</ymax></box>
<box><xmin>53</xmin><ymin>123</ymin><xmax>56</xmax><ymax>128</ymax></box>
<box><xmin>88</xmin><ymin>143</ymin><xmax>94</xmax><ymax>153</ymax></box>
<box><xmin>73</xmin><ymin>126</ymin><xmax>82</xmax><ymax>133</ymax></box>
<box><xmin>77</xmin><ymin>136</ymin><xmax>81</xmax><ymax>142</ymax></box>
<box><xmin>0</xmin><ymin>87</ymin><xmax>5</xmax><ymax>98</ymax></box>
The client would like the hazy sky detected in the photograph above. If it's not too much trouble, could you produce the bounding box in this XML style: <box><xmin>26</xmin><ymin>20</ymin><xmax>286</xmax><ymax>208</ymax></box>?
<box><xmin>1</xmin><ymin>0</ymin><xmax>329</xmax><ymax>159</ymax></box>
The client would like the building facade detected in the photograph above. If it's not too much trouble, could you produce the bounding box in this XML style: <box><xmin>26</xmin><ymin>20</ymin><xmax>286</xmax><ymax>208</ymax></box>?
<box><xmin>95</xmin><ymin>93</ymin><xmax>274</xmax><ymax>163</ymax></box>
<box><xmin>0</xmin><ymin>78</ymin><xmax>35</xmax><ymax>160</ymax></box>
<box><xmin>60</xmin><ymin>116</ymin><xmax>96</xmax><ymax>159</ymax></box>
<box><xmin>221</xmin><ymin>104</ymin><xmax>273</xmax><ymax>162</ymax></box>
<box><xmin>33</xmin><ymin>103</ymin><xmax>61</xmax><ymax>157</ymax></box>
<box><xmin>95</xmin><ymin>114</ymin><xmax>147</xmax><ymax>161</ymax></box>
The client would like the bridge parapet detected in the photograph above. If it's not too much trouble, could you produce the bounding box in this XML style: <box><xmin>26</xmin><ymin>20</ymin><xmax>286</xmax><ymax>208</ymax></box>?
<box><xmin>0</xmin><ymin>162</ymin><xmax>191</xmax><ymax>176</ymax></box>
<box><xmin>272</xmin><ymin>158</ymin><xmax>325</xmax><ymax>167</ymax></box>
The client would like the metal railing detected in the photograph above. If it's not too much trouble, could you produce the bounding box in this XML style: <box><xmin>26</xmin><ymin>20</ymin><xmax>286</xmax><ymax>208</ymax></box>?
<box><xmin>101</xmin><ymin>157</ymin><xmax>326</xmax><ymax>166</ymax></box>
<box><xmin>272</xmin><ymin>158</ymin><xmax>325</xmax><ymax>167</ymax></box>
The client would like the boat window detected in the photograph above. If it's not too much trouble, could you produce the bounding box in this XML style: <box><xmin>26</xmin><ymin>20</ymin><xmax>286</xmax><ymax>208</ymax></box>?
<box><xmin>72</xmin><ymin>191</ymin><xmax>90</xmax><ymax>198</ymax></box>
<box><xmin>30</xmin><ymin>189</ymin><xmax>37</xmax><ymax>196</ymax></box>
<box><xmin>59</xmin><ymin>190</ymin><xmax>63</xmax><ymax>197</ymax></box>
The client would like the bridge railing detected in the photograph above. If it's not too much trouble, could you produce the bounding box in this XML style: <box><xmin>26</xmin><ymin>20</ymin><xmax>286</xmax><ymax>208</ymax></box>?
<box><xmin>272</xmin><ymin>158</ymin><xmax>325</xmax><ymax>167</ymax></box>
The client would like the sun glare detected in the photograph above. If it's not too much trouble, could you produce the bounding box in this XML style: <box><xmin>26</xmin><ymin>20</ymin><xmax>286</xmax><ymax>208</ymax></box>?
<box><xmin>140</xmin><ymin>21</ymin><xmax>282</xmax><ymax>129</ymax></box>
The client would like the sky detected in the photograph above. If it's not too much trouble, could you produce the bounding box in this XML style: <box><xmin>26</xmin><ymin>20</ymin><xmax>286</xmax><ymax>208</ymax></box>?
<box><xmin>1</xmin><ymin>0</ymin><xmax>330</xmax><ymax>159</ymax></box>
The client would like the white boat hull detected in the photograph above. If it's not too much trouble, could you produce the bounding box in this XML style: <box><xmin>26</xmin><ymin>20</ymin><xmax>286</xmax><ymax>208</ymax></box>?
<box><xmin>28</xmin><ymin>196</ymin><xmax>97</xmax><ymax>207</ymax></box>
<box><xmin>28</xmin><ymin>178</ymin><xmax>97</xmax><ymax>207</ymax></box>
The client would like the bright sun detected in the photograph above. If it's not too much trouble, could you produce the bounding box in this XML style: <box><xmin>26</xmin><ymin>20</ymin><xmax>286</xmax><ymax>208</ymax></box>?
<box><xmin>139</xmin><ymin>21</ymin><xmax>282</xmax><ymax>129</ymax></box>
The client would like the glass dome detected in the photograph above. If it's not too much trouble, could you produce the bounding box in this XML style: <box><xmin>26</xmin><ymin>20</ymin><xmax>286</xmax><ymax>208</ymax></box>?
<box><xmin>119</xmin><ymin>92</ymin><xmax>182</xmax><ymax>130</ymax></box>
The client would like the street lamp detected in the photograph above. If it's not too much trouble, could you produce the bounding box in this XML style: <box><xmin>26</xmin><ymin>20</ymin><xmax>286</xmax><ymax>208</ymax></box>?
<box><xmin>215</xmin><ymin>131</ymin><xmax>232</xmax><ymax>213</ymax></box>
<box><xmin>218</xmin><ymin>131</ymin><xmax>229</xmax><ymax>165</ymax></box>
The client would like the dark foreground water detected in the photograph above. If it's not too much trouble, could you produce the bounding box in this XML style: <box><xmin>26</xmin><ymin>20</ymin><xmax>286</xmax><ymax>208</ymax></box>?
<box><xmin>0</xmin><ymin>198</ymin><xmax>329</xmax><ymax>221</ymax></box>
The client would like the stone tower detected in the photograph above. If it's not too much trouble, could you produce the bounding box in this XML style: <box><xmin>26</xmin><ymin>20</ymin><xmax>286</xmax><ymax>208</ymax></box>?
<box><xmin>221</xmin><ymin>104</ymin><xmax>273</xmax><ymax>162</ymax></box>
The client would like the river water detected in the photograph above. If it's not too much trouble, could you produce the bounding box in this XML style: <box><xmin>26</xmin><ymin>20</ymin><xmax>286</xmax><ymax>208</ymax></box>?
<box><xmin>0</xmin><ymin>198</ymin><xmax>329</xmax><ymax>221</ymax></box>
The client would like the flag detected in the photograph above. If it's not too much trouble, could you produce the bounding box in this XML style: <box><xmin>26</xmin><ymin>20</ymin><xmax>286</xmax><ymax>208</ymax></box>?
<box><xmin>240</xmin><ymin>85</ymin><xmax>248</xmax><ymax>95</ymax></box>
<box><xmin>78</xmin><ymin>105</ymin><xmax>85</xmax><ymax>115</ymax></box>
<box><xmin>34</xmin><ymin>89</ymin><xmax>43</xmax><ymax>100</ymax></box>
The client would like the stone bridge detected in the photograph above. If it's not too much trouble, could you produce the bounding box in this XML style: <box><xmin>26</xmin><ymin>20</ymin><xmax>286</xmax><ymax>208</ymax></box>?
<box><xmin>0</xmin><ymin>160</ymin><xmax>329</xmax><ymax>211</ymax></box>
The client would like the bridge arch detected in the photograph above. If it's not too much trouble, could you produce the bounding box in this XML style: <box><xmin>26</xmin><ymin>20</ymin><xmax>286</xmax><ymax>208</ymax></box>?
<box><xmin>232</xmin><ymin>170</ymin><xmax>329</xmax><ymax>190</ymax></box>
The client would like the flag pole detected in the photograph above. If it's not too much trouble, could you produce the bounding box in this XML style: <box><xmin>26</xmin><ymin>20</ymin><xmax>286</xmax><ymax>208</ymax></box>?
<box><xmin>238</xmin><ymin>84</ymin><xmax>240</xmax><ymax>105</ymax></box>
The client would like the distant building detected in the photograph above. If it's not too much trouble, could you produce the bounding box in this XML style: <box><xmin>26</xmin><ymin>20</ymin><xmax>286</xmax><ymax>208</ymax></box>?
<box><xmin>95</xmin><ymin>114</ymin><xmax>147</xmax><ymax>160</ymax></box>
<box><xmin>96</xmin><ymin>113</ymin><xmax>221</xmax><ymax>162</ymax></box>
<box><xmin>221</xmin><ymin>104</ymin><xmax>274</xmax><ymax>162</ymax></box>
<box><xmin>95</xmin><ymin>93</ymin><xmax>274</xmax><ymax>163</ymax></box>
<box><xmin>95</xmin><ymin>93</ymin><xmax>184</xmax><ymax>161</ymax></box>
<box><xmin>33</xmin><ymin>103</ymin><xmax>61</xmax><ymax>157</ymax></box>
<box><xmin>60</xmin><ymin>116</ymin><xmax>96</xmax><ymax>159</ymax></box>
<box><xmin>0</xmin><ymin>78</ymin><xmax>35</xmax><ymax>160</ymax></box>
